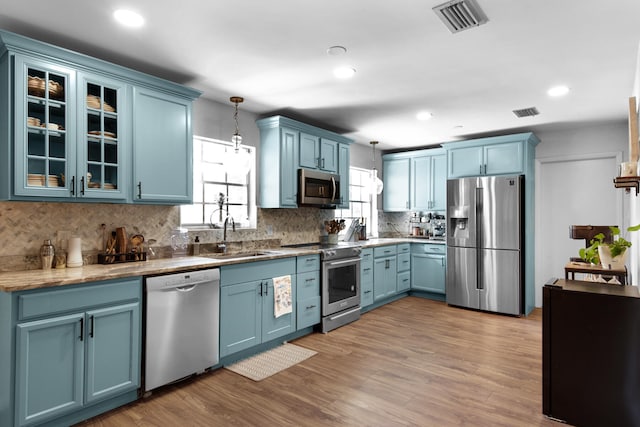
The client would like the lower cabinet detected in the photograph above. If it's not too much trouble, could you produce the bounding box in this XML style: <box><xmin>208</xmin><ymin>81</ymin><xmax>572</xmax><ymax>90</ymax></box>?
<box><xmin>296</xmin><ymin>254</ymin><xmax>321</xmax><ymax>330</ymax></box>
<box><xmin>12</xmin><ymin>278</ymin><xmax>141</xmax><ymax>427</ymax></box>
<box><xmin>373</xmin><ymin>246</ymin><xmax>398</xmax><ymax>302</ymax></box>
<box><xmin>219</xmin><ymin>258</ymin><xmax>297</xmax><ymax>358</ymax></box>
<box><xmin>360</xmin><ymin>248</ymin><xmax>374</xmax><ymax>307</ymax></box>
<box><xmin>411</xmin><ymin>243</ymin><xmax>446</xmax><ymax>294</ymax></box>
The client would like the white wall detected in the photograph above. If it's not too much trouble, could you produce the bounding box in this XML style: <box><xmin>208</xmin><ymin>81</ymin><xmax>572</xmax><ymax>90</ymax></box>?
<box><xmin>534</xmin><ymin>120</ymin><xmax>629</xmax><ymax>305</ymax></box>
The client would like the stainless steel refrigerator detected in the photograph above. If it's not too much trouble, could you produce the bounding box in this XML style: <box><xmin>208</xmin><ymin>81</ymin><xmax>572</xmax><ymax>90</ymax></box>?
<box><xmin>446</xmin><ymin>175</ymin><xmax>524</xmax><ymax>315</ymax></box>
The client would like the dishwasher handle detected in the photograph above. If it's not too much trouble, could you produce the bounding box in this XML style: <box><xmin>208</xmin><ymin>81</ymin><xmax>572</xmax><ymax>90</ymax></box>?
<box><xmin>176</xmin><ymin>285</ymin><xmax>197</xmax><ymax>292</ymax></box>
<box><xmin>148</xmin><ymin>278</ymin><xmax>218</xmax><ymax>292</ymax></box>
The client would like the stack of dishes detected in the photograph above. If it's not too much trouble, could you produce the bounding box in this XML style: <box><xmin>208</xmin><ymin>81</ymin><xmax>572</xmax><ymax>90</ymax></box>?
<box><xmin>27</xmin><ymin>117</ymin><xmax>41</xmax><ymax>127</ymax></box>
<box><xmin>27</xmin><ymin>173</ymin><xmax>45</xmax><ymax>186</ymax></box>
<box><xmin>41</xmin><ymin>123</ymin><xmax>64</xmax><ymax>131</ymax></box>
<box><xmin>88</xmin><ymin>130</ymin><xmax>116</xmax><ymax>138</ymax></box>
<box><xmin>87</xmin><ymin>95</ymin><xmax>116</xmax><ymax>112</ymax></box>
<box><xmin>47</xmin><ymin>175</ymin><xmax>59</xmax><ymax>187</ymax></box>
<box><xmin>28</xmin><ymin>76</ymin><xmax>45</xmax><ymax>97</ymax></box>
<box><xmin>104</xmin><ymin>183</ymin><xmax>116</xmax><ymax>190</ymax></box>
<box><xmin>48</xmin><ymin>80</ymin><xmax>63</xmax><ymax>98</ymax></box>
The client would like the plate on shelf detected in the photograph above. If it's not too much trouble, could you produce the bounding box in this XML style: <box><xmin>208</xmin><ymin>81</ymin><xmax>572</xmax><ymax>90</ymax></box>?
<box><xmin>88</xmin><ymin>130</ymin><xmax>116</xmax><ymax>138</ymax></box>
<box><xmin>27</xmin><ymin>117</ymin><xmax>41</xmax><ymax>127</ymax></box>
<box><xmin>103</xmin><ymin>183</ymin><xmax>116</xmax><ymax>190</ymax></box>
<box><xmin>27</xmin><ymin>173</ymin><xmax>45</xmax><ymax>186</ymax></box>
<box><xmin>40</xmin><ymin>123</ymin><xmax>64</xmax><ymax>131</ymax></box>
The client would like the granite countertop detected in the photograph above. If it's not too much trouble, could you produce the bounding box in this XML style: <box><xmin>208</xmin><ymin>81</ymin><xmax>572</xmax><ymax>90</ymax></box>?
<box><xmin>0</xmin><ymin>238</ymin><xmax>445</xmax><ymax>292</ymax></box>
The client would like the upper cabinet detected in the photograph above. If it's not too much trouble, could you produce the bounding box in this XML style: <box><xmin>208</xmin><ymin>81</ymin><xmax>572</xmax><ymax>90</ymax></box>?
<box><xmin>256</xmin><ymin>116</ymin><xmax>352</xmax><ymax>208</ymax></box>
<box><xmin>383</xmin><ymin>148</ymin><xmax>446</xmax><ymax>212</ymax></box>
<box><xmin>443</xmin><ymin>133</ymin><xmax>539</xmax><ymax>179</ymax></box>
<box><xmin>0</xmin><ymin>30</ymin><xmax>201</xmax><ymax>204</ymax></box>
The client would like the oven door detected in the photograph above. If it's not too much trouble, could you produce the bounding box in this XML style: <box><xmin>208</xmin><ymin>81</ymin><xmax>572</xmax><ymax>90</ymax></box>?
<box><xmin>322</xmin><ymin>257</ymin><xmax>361</xmax><ymax>316</ymax></box>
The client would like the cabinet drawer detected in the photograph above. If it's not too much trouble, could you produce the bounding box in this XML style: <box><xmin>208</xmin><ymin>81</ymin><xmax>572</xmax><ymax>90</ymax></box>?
<box><xmin>18</xmin><ymin>278</ymin><xmax>141</xmax><ymax>321</ymax></box>
<box><xmin>360</xmin><ymin>248</ymin><xmax>373</xmax><ymax>266</ymax></box>
<box><xmin>397</xmin><ymin>243</ymin><xmax>410</xmax><ymax>254</ymax></box>
<box><xmin>374</xmin><ymin>245</ymin><xmax>397</xmax><ymax>257</ymax></box>
<box><xmin>361</xmin><ymin>278</ymin><xmax>374</xmax><ymax>307</ymax></box>
<box><xmin>397</xmin><ymin>271</ymin><xmax>411</xmax><ymax>292</ymax></box>
<box><xmin>297</xmin><ymin>254</ymin><xmax>320</xmax><ymax>273</ymax></box>
<box><xmin>412</xmin><ymin>243</ymin><xmax>446</xmax><ymax>254</ymax></box>
<box><xmin>221</xmin><ymin>257</ymin><xmax>296</xmax><ymax>285</ymax></box>
<box><xmin>297</xmin><ymin>271</ymin><xmax>320</xmax><ymax>301</ymax></box>
<box><xmin>297</xmin><ymin>296</ymin><xmax>321</xmax><ymax>330</ymax></box>
<box><xmin>398</xmin><ymin>253</ymin><xmax>411</xmax><ymax>272</ymax></box>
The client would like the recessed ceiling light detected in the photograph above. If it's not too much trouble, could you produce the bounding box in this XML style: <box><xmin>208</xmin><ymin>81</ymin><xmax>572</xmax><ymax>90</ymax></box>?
<box><xmin>333</xmin><ymin>66</ymin><xmax>356</xmax><ymax>79</ymax></box>
<box><xmin>416</xmin><ymin>111</ymin><xmax>433</xmax><ymax>121</ymax></box>
<box><xmin>327</xmin><ymin>46</ymin><xmax>347</xmax><ymax>56</ymax></box>
<box><xmin>547</xmin><ymin>85</ymin><xmax>570</xmax><ymax>97</ymax></box>
<box><xmin>113</xmin><ymin>9</ymin><xmax>145</xmax><ymax>28</ymax></box>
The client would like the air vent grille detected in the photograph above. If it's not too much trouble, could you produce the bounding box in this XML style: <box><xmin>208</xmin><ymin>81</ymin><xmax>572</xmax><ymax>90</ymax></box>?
<box><xmin>433</xmin><ymin>0</ymin><xmax>488</xmax><ymax>34</ymax></box>
<box><xmin>513</xmin><ymin>107</ymin><xmax>540</xmax><ymax>118</ymax></box>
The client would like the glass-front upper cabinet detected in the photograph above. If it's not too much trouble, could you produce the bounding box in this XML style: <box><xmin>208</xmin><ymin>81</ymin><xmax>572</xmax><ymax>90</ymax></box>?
<box><xmin>77</xmin><ymin>72</ymin><xmax>127</xmax><ymax>199</ymax></box>
<box><xmin>14</xmin><ymin>55</ymin><xmax>76</xmax><ymax>198</ymax></box>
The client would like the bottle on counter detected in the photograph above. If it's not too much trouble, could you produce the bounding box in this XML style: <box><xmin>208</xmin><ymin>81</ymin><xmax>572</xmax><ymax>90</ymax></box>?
<box><xmin>40</xmin><ymin>239</ymin><xmax>55</xmax><ymax>269</ymax></box>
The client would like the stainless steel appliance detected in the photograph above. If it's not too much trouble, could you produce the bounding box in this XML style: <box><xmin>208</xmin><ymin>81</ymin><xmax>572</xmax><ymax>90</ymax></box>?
<box><xmin>446</xmin><ymin>175</ymin><xmax>524</xmax><ymax>315</ymax></box>
<box><xmin>144</xmin><ymin>268</ymin><xmax>220</xmax><ymax>392</ymax></box>
<box><xmin>320</xmin><ymin>244</ymin><xmax>361</xmax><ymax>332</ymax></box>
<box><xmin>298</xmin><ymin>168</ymin><xmax>341</xmax><ymax>207</ymax></box>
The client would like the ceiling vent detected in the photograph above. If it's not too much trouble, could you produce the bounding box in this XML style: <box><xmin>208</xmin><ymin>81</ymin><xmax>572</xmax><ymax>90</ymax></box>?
<box><xmin>513</xmin><ymin>107</ymin><xmax>540</xmax><ymax>118</ymax></box>
<box><xmin>433</xmin><ymin>0</ymin><xmax>488</xmax><ymax>34</ymax></box>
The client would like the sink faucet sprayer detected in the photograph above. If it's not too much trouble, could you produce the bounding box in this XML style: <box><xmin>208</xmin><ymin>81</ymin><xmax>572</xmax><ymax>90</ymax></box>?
<box><xmin>218</xmin><ymin>215</ymin><xmax>236</xmax><ymax>253</ymax></box>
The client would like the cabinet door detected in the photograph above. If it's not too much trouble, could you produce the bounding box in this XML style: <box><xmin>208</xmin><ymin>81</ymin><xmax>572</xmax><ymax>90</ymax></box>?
<box><xmin>411</xmin><ymin>156</ymin><xmax>431</xmax><ymax>210</ymax></box>
<box><xmin>14</xmin><ymin>54</ymin><xmax>76</xmax><ymax>198</ymax></box>
<box><xmin>297</xmin><ymin>296</ymin><xmax>320</xmax><ymax>330</ymax></box>
<box><xmin>383</xmin><ymin>158</ymin><xmax>410</xmax><ymax>211</ymax></box>
<box><xmin>132</xmin><ymin>87</ymin><xmax>192</xmax><ymax>203</ymax></box>
<box><xmin>299</xmin><ymin>132</ymin><xmax>319</xmax><ymax>169</ymax></box>
<box><xmin>280</xmin><ymin>127</ymin><xmax>299</xmax><ymax>207</ymax></box>
<box><xmin>15</xmin><ymin>313</ymin><xmax>84</xmax><ymax>427</ymax></box>
<box><xmin>85</xmin><ymin>302</ymin><xmax>140</xmax><ymax>404</ymax></box>
<box><xmin>430</xmin><ymin>154</ymin><xmax>447</xmax><ymax>210</ymax></box>
<box><xmin>262</xmin><ymin>278</ymin><xmax>296</xmax><ymax>342</ymax></box>
<box><xmin>373</xmin><ymin>256</ymin><xmax>397</xmax><ymax>301</ymax></box>
<box><xmin>77</xmin><ymin>72</ymin><xmax>127</xmax><ymax>200</ymax></box>
<box><xmin>386</xmin><ymin>256</ymin><xmax>398</xmax><ymax>296</ymax></box>
<box><xmin>397</xmin><ymin>271</ymin><xmax>411</xmax><ymax>292</ymax></box>
<box><xmin>337</xmin><ymin>143</ymin><xmax>350</xmax><ymax>208</ymax></box>
<box><xmin>411</xmin><ymin>254</ymin><xmax>446</xmax><ymax>294</ymax></box>
<box><xmin>219</xmin><ymin>281</ymin><xmax>262</xmax><ymax>357</ymax></box>
<box><xmin>484</xmin><ymin>142</ymin><xmax>524</xmax><ymax>175</ymax></box>
<box><xmin>447</xmin><ymin>146</ymin><xmax>483</xmax><ymax>178</ymax></box>
<box><xmin>361</xmin><ymin>266</ymin><xmax>374</xmax><ymax>308</ymax></box>
<box><xmin>319</xmin><ymin>138</ymin><xmax>338</xmax><ymax>173</ymax></box>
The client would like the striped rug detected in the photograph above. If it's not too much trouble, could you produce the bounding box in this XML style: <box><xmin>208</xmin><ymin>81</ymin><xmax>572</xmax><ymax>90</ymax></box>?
<box><xmin>224</xmin><ymin>343</ymin><xmax>317</xmax><ymax>381</ymax></box>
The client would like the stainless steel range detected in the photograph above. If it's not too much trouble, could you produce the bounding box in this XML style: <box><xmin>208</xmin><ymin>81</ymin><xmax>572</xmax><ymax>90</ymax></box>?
<box><xmin>319</xmin><ymin>243</ymin><xmax>361</xmax><ymax>333</ymax></box>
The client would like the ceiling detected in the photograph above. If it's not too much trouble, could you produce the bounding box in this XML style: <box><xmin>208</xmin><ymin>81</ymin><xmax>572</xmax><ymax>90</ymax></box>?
<box><xmin>2</xmin><ymin>1</ymin><xmax>640</xmax><ymax>149</ymax></box>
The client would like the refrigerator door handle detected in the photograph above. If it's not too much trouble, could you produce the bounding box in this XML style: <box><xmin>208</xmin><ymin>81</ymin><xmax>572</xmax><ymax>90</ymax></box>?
<box><xmin>476</xmin><ymin>186</ymin><xmax>483</xmax><ymax>290</ymax></box>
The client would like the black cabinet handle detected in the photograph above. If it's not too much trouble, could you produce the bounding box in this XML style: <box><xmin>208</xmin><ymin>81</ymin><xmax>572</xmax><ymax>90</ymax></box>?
<box><xmin>306</xmin><ymin>304</ymin><xmax>316</xmax><ymax>310</ymax></box>
<box><xmin>79</xmin><ymin>318</ymin><xmax>84</xmax><ymax>341</ymax></box>
<box><xmin>305</xmin><ymin>278</ymin><xmax>315</xmax><ymax>283</ymax></box>
<box><xmin>90</xmin><ymin>315</ymin><xmax>94</xmax><ymax>338</ymax></box>
<box><xmin>137</xmin><ymin>181</ymin><xmax>142</xmax><ymax>199</ymax></box>
<box><xmin>70</xmin><ymin>176</ymin><xmax>75</xmax><ymax>196</ymax></box>
<box><xmin>264</xmin><ymin>282</ymin><xmax>268</xmax><ymax>296</ymax></box>
<box><xmin>80</xmin><ymin>177</ymin><xmax>85</xmax><ymax>195</ymax></box>
<box><xmin>363</xmin><ymin>268</ymin><xmax>371</xmax><ymax>272</ymax></box>
<box><xmin>364</xmin><ymin>290</ymin><xmax>372</xmax><ymax>294</ymax></box>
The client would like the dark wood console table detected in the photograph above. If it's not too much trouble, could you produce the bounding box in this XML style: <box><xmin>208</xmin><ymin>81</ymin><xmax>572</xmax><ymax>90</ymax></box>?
<box><xmin>543</xmin><ymin>279</ymin><xmax>640</xmax><ymax>426</ymax></box>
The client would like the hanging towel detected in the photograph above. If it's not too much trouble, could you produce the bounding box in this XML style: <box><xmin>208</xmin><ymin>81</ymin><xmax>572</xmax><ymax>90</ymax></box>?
<box><xmin>273</xmin><ymin>275</ymin><xmax>292</xmax><ymax>318</ymax></box>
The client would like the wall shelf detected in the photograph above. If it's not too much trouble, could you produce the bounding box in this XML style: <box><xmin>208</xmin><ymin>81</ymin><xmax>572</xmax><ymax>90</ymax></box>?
<box><xmin>613</xmin><ymin>176</ymin><xmax>640</xmax><ymax>195</ymax></box>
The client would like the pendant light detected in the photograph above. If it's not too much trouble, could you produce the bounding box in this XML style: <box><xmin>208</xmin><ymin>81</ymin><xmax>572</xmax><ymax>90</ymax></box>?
<box><xmin>370</xmin><ymin>141</ymin><xmax>384</xmax><ymax>195</ymax></box>
<box><xmin>224</xmin><ymin>96</ymin><xmax>251</xmax><ymax>176</ymax></box>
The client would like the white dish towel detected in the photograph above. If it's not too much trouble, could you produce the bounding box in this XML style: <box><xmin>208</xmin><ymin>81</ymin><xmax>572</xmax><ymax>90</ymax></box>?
<box><xmin>273</xmin><ymin>275</ymin><xmax>292</xmax><ymax>318</ymax></box>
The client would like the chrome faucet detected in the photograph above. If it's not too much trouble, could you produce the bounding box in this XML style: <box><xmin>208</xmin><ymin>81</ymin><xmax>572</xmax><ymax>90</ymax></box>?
<box><xmin>218</xmin><ymin>215</ymin><xmax>236</xmax><ymax>253</ymax></box>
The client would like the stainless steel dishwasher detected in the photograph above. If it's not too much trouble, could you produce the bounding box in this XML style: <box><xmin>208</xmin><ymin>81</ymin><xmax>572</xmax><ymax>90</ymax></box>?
<box><xmin>144</xmin><ymin>268</ymin><xmax>220</xmax><ymax>392</ymax></box>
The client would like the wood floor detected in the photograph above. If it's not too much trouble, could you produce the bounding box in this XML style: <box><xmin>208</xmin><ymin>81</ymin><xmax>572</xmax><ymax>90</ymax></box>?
<box><xmin>79</xmin><ymin>297</ymin><xmax>558</xmax><ymax>426</ymax></box>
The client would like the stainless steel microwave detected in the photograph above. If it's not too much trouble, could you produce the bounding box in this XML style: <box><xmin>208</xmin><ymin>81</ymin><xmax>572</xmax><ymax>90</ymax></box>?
<box><xmin>298</xmin><ymin>168</ymin><xmax>341</xmax><ymax>207</ymax></box>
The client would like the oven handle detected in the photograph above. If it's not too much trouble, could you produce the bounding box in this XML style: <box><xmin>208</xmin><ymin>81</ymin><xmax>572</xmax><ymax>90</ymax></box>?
<box><xmin>325</xmin><ymin>258</ymin><xmax>360</xmax><ymax>267</ymax></box>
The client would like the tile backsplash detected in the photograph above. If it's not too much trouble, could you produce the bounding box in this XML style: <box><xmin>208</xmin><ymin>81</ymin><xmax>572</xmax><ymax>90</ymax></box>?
<box><xmin>0</xmin><ymin>201</ymin><xmax>335</xmax><ymax>271</ymax></box>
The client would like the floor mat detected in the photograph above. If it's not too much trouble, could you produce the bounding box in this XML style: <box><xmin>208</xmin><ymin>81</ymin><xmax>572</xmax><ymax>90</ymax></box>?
<box><xmin>224</xmin><ymin>343</ymin><xmax>317</xmax><ymax>381</ymax></box>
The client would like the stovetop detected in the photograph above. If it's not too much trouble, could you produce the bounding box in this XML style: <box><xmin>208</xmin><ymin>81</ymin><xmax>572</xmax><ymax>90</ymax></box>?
<box><xmin>282</xmin><ymin>241</ymin><xmax>362</xmax><ymax>260</ymax></box>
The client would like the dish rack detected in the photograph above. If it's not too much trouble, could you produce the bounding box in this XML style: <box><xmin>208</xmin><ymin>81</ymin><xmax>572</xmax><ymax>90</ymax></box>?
<box><xmin>98</xmin><ymin>251</ymin><xmax>147</xmax><ymax>264</ymax></box>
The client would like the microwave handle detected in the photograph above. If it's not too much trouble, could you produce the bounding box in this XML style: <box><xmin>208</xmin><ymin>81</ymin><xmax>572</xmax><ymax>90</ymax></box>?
<box><xmin>331</xmin><ymin>176</ymin><xmax>337</xmax><ymax>202</ymax></box>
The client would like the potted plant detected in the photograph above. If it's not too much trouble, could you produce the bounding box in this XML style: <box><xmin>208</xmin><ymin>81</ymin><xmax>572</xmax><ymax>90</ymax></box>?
<box><xmin>579</xmin><ymin>225</ymin><xmax>640</xmax><ymax>269</ymax></box>
<box><xmin>324</xmin><ymin>219</ymin><xmax>346</xmax><ymax>244</ymax></box>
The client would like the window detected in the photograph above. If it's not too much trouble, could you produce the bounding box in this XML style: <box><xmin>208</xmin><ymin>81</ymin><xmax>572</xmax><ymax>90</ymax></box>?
<box><xmin>336</xmin><ymin>167</ymin><xmax>378</xmax><ymax>237</ymax></box>
<box><xmin>180</xmin><ymin>136</ymin><xmax>256</xmax><ymax>229</ymax></box>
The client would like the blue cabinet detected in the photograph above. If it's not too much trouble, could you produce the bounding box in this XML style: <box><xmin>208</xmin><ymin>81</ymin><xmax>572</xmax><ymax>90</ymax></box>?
<box><xmin>360</xmin><ymin>248</ymin><xmax>374</xmax><ymax>307</ymax></box>
<box><xmin>373</xmin><ymin>245</ymin><xmax>398</xmax><ymax>301</ymax></box>
<box><xmin>256</xmin><ymin>116</ymin><xmax>352</xmax><ymax>208</ymax></box>
<box><xmin>397</xmin><ymin>244</ymin><xmax>411</xmax><ymax>292</ymax></box>
<box><xmin>11</xmin><ymin>278</ymin><xmax>141</xmax><ymax>427</ymax></box>
<box><xmin>0</xmin><ymin>30</ymin><xmax>200</xmax><ymax>204</ymax></box>
<box><xmin>296</xmin><ymin>254</ymin><xmax>321</xmax><ymax>330</ymax></box>
<box><xmin>411</xmin><ymin>243</ymin><xmax>446</xmax><ymax>294</ymax></box>
<box><xmin>132</xmin><ymin>87</ymin><xmax>193</xmax><ymax>204</ymax></box>
<box><xmin>383</xmin><ymin>148</ymin><xmax>446</xmax><ymax>212</ymax></box>
<box><xmin>220</xmin><ymin>258</ymin><xmax>297</xmax><ymax>357</ymax></box>
<box><xmin>299</xmin><ymin>133</ymin><xmax>338</xmax><ymax>173</ymax></box>
<box><xmin>383</xmin><ymin>158</ymin><xmax>410</xmax><ymax>211</ymax></box>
